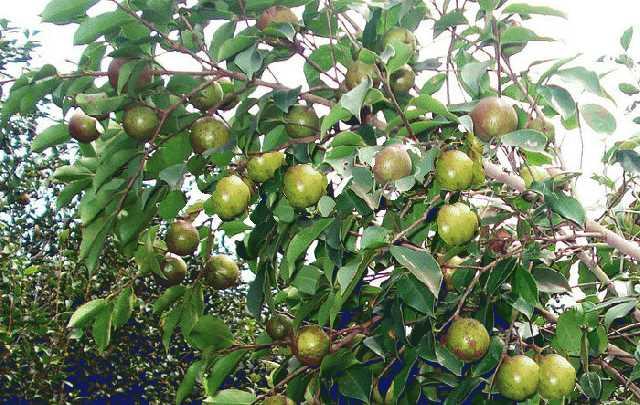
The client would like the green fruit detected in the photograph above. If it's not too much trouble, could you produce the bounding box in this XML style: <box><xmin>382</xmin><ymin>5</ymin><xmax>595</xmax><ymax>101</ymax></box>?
<box><xmin>495</xmin><ymin>355</ymin><xmax>540</xmax><ymax>401</ymax></box>
<box><xmin>190</xmin><ymin>117</ymin><xmax>230</xmax><ymax>154</ymax></box>
<box><xmin>283</xmin><ymin>164</ymin><xmax>327</xmax><ymax>209</ymax></box>
<box><xmin>247</xmin><ymin>151</ymin><xmax>285</xmax><ymax>182</ymax></box>
<box><xmin>437</xmin><ymin>203</ymin><xmax>479</xmax><ymax>246</ymax></box>
<box><xmin>470</xmin><ymin>97</ymin><xmax>518</xmax><ymax>142</ymax></box>
<box><xmin>189</xmin><ymin>82</ymin><xmax>223</xmax><ymax>111</ymax></box>
<box><xmin>159</xmin><ymin>253</ymin><xmax>187</xmax><ymax>287</ymax></box>
<box><xmin>165</xmin><ymin>220</ymin><xmax>199</xmax><ymax>256</ymax></box>
<box><xmin>520</xmin><ymin>165</ymin><xmax>549</xmax><ymax>188</ymax></box>
<box><xmin>295</xmin><ymin>325</ymin><xmax>330</xmax><ymax>366</ymax></box>
<box><xmin>285</xmin><ymin>104</ymin><xmax>319</xmax><ymax>138</ymax></box>
<box><xmin>262</xmin><ymin>395</ymin><xmax>295</xmax><ymax>405</ymax></box>
<box><xmin>204</xmin><ymin>255</ymin><xmax>240</xmax><ymax>290</ymax></box>
<box><xmin>210</xmin><ymin>175</ymin><xmax>251</xmax><ymax>220</ymax></box>
<box><xmin>218</xmin><ymin>79</ymin><xmax>240</xmax><ymax>111</ymax></box>
<box><xmin>390</xmin><ymin>65</ymin><xmax>415</xmax><ymax>93</ymax></box>
<box><xmin>256</xmin><ymin>6</ymin><xmax>298</xmax><ymax>31</ymax></box>
<box><xmin>266</xmin><ymin>314</ymin><xmax>293</xmax><ymax>341</ymax></box>
<box><xmin>445</xmin><ymin>318</ymin><xmax>490</xmax><ymax>362</ymax></box>
<box><xmin>526</xmin><ymin>115</ymin><xmax>556</xmax><ymax>142</ymax></box>
<box><xmin>107</xmin><ymin>58</ymin><xmax>152</xmax><ymax>90</ymax></box>
<box><xmin>435</xmin><ymin>150</ymin><xmax>474</xmax><ymax>191</ymax></box>
<box><xmin>442</xmin><ymin>255</ymin><xmax>464</xmax><ymax>291</ymax></box>
<box><xmin>123</xmin><ymin>104</ymin><xmax>159</xmax><ymax>142</ymax></box>
<box><xmin>373</xmin><ymin>145</ymin><xmax>412</xmax><ymax>183</ymax></box>
<box><xmin>345</xmin><ymin>61</ymin><xmax>378</xmax><ymax>91</ymax></box>
<box><xmin>538</xmin><ymin>354</ymin><xmax>576</xmax><ymax>400</ymax></box>
<box><xmin>382</xmin><ymin>27</ymin><xmax>417</xmax><ymax>55</ymax></box>
<box><xmin>69</xmin><ymin>113</ymin><xmax>100</xmax><ymax>143</ymax></box>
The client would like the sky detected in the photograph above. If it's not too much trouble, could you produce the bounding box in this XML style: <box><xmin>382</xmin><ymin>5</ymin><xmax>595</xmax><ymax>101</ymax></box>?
<box><xmin>3</xmin><ymin>0</ymin><xmax>639</xmax><ymax>214</ymax></box>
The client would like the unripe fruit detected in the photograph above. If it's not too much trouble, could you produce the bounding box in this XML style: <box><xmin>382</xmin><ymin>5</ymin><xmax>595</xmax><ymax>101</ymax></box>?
<box><xmin>218</xmin><ymin>79</ymin><xmax>240</xmax><ymax>111</ymax></box>
<box><xmin>190</xmin><ymin>117</ymin><xmax>230</xmax><ymax>154</ymax></box>
<box><xmin>345</xmin><ymin>61</ymin><xmax>379</xmax><ymax>91</ymax></box>
<box><xmin>373</xmin><ymin>145</ymin><xmax>412</xmax><ymax>183</ymax></box>
<box><xmin>69</xmin><ymin>113</ymin><xmax>100</xmax><ymax>143</ymax></box>
<box><xmin>442</xmin><ymin>255</ymin><xmax>464</xmax><ymax>291</ymax></box>
<box><xmin>470</xmin><ymin>97</ymin><xmax>518</xmax><ymax>142</ymax></box>
<box><xmin>436</xmin><ymin>203</ymin><xmax>479</xmax><ymax>246</ymax></box>
<box><xmin>435</xmin><ymin>150</ymin><xmax>474</xmax><ymax>191</ymax></box>
<box><xmin>266</xmin><ymin>314</ymin><xmax>293</xmax><ymax>341</ymax></box>
<box><xmin>107</xmin><ymin>58</ymin><xmax>152</xmax><ymax>90</ymax></box>
<box><xmin>189</xmin><ymin>82</ymin><xmax>223</xmax><ymax>111</ymax></box>
<box><xmin>382</xmin><ymin>27</ymin><xmax>417</xmax><ymax>55</ymax></box>
<box><xmin>247</xmin><ymin>151</ymin><xmax>285</xmax><ymax>183</ymax></box>
<box><xmin>204</xmin><ymin>255</ymin><xmax>240</xmax><ymax>290</ymax></box>
<box><xmin>537</xmin><ymin>354</ymin><xmax>576</xmax><ymax>400</ymax></box>
<box><xmin>256</xmin><ymin>6</ymin><xmax>298</xmax><ymax>31</ymax></box>
<box><xmin>390</xmin><ymin>64</ymin><xmax>415</xmax><ymax>94</ymax></box>
<box><xmin>123</xmin><ymin>105</ymin><xmax>159</xmax><ymax>142</ymax></box>
<box><xmin>520</xmin><ymin>165</ymin><xmax>549</xmax><ymax>188</ymax></box>
<box><xmin>283</xmin><ymin>164</ymin><xmax>327</xmax><ymax>209</ymax></box>
<box><xmin>295</xmin><ymin>325</ymin><xmax>330</xmax><ymax>366</ymax></box>
<box><xmin>495</xmin><ymin>355</ymin><xmax>540</xmax><ymax>401</ymax></box>
<box><xmin>165</xmin><ymin>220</ymin><xmax>199</xmax><ymax>256</ymax></box>
<box><xmin>262</xmin><ymin>396</ymin><xmax>295</xmax><ymax>405</ymax></box>
<box><xmin>284</xmin><ymin>104</ymin><xmax>319</xmax><ymax>139</ymax></box>
<box><xmin>159</xmin><ymin>253</ymin><xmax>187</xmax><ymax>287</ymax></box>
<box><xmin>445</xmin><ymin>318</ymin><xmax>490</xmax><ymax>362</ymax></box>
<box><xmin>210</xmin><ymin>175</ymin><xmax>251</xmax><ymax>220</ymax></box>
<box><xmin>526</xmin><ymin>115</ymin><xmax>556</xmax><ymax>142</ymax></box>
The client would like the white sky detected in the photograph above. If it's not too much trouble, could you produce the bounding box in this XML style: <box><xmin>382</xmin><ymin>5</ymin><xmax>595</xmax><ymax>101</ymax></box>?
<box><xmin>4</xmin><ymin>0</ymin><xmax>640</xmax><ymax>214</ymax></box>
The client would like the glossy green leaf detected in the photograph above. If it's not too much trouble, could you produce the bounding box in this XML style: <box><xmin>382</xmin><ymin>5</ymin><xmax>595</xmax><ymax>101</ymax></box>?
<box><xmin>580</xmin><ymin>104</ymin><xmax>616</xmax><ymax>134</ymax></box>
<box><xmin>32</xmin><ymin>124</ymin><xmax>70</xmax><ymax>152</ymax></box>
<box><xmin>390</xmin><ymin>246</ymin><xmax>442</xmax><ymax>297</ymax></box>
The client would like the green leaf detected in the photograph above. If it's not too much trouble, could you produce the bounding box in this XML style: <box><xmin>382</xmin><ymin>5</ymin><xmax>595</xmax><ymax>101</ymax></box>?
<box><xmin>67</xmin><ymin>298</ymin><xmax>108</xmax><ymax>328</ymax></box>
<box><xmin>340</xmin><ymin>78</ymin><xmax>371</xmax><ymax>117</ymax></box>
<box><xmin>500</xmin><ymin>26</ymin><xmax>553</xmax><ymax>45</ymax></box>
<box><xmin>531</xmin><ymin>267</ymin><xmax>571</xmax><ymax>293</ymax></box>
<box><xmin>556</xmin><ymin>67</ymin><xmax>606</xmax><ymax>98</ymax></box>
<box><xmin>604</xmin><ymin>300</ymin><xmax>637</xmax><ymax>329</ymax></box>
<box><xmin>176</xmin><ymin>360</ymin><xmax>204</xmax><ymax>405</ymax></box>
<box><xmin>234</xmin><ymin>44</ymin><xmax>264</xmax><ymax>79</ymax></box>
<box><xmin>386</xmin><ymin>41</ymin><xmax>413</xmax><ymax>74</ymax></box>
<box><xmin>502</xmin><ymin>3</ymin><xmax>567</xmax><ymax>19</ymax></box>
<box><xmin>92</xmin><ymin>303</ymin><xmax>113</xmax><ymax>352</ymax></box>
<box><xmin>112</xmin><ymin>286</ymin><xmax>135</xmax><ymax>330</ymax></box>
<box><xmin>435</xmin><ymin>344</ymin><xmax>463</xmax><ymax>376</ymax></box>
<box><xmin>206</xmin><ymin>389</ymin><xmax>256</xmax><ymax>405</ymax></box>
<box><xmin>321</xmin><ymin>105</ymin><xmax>351</xmax><ymax>136</ymax></box>
<box><xmin>544</xmin><ymin>192</ymin><xmax>586</xmax><ymax>226</ymax></box>
<box><xmin>390</xmin><ymin>246</ymin><xmax>442</xmax><ymax>297</ymax></box>
<box><xmin>292</xmin><ymin>265</ymin><xmax>323</xmax><ymax>295</ymax></box>
<box><xmin>159</xmin><ymin>190</ymin><xmax>187</xmax><ymax>220</ymax></box>
<box><xmin>210</xmin><ymin>22</ymin><xmax>236</xmax><ymax>62</ymax></box>
<box><xmin>187</xmin><ymin>315</ymin><xmax>234</xmax><ymax>351</ymax></box>
<box><xmin>615</xmin><ymin>149</ymin><xmax>640</xmax><ymax>174</ymax></box>
<box><xmin>286</xmin><ymin>218</ymin><xmax>333</xmax><ymax>265</ymax></box>
<box><xmin>74</xmin><ymin>10</ymin><xmax>133</xmax><ymax>45</ymax></box>
<box><xmin>512</xmin><ymin>267</ymin><xmax>539</xmax><ymax>317</ymax></box>
<box><xmin>161</xmin><ymin>305</ymin><xmax>182</xmax><ymax>353</ymax></box>
<box><xmin>206</xmin><ymin>350</ymin><xmax>249</xmax><ymax>395</ymax></box>
<box><xmin>32</xmin><ymin>124</ymin><xmax>70</xmax><ymax>152</ymax></box>
<box><xmin>153</xmin><ymin>285</ymin><xmax>186</xmax><ymax>314</ymax></box>
<box><xmin>444</xmin><ymin>377</ymin><xmax>483</xmax><ymax>405</ymax></box>
<box><xmin>539</xmin><ymin>85</ymin><xmax>576</xmax><ymax>120</ymax></box>
<box><xmin>501</xmin><ymin>129</ymin><xmax>547</xmax><ymax>152</ymax></box>
<box><xmin>396</xmin><ymin>273</ymin><xmax>435</xmax><ymax>315</ymax></box>
<box><xmin>337</xmin><ymin>367</ymin><xmax>372</xmax><ymax>402</ymax></box>
<box><xmin>579</xmin><ymin>372</ymin><xmax>602</xmax><ymax>399</ymax></box>
<box><xmin>76</xmin><ymin>93</ymin><xmax>129</xmax><ymax>115</ymax></box>
<box><xmin>318</xmin><ymin>196</ymin><xmax>336</xmax><ymax>217</ymax></box>
<box><xmin>461</xmin><ymin>61</ymin><xmax>492</xmax><ymax>97</ymax></box>
<box><xmin>552</xmin><ymin>309</ymin><xmax>582</xmax><ymax>355</ymax></box>
<box><xmin>471</xmin><ymin>336</ymin><xmax>504</xmax><ymax>376</ymax></box>
<box><xmin>619</xmin><ymin>82</ymin><xmax>639</xmax><ymax>95</ymax></box>
<box><xmin>361</xmin><ymin>226</ymin><xmax>392</xmax><ymax>250</ymax></box>
<box><xmin>621</xmin><ymin>27</ymin><xmax>634</xmax><ymax>51</ymax></box>
<box><xmin>580</xmin><ymin>104</ymin><xmax>616</xmax><ymax>135</ymax></box>
<box><xmin>434</xmin><ymin>10</ymin><xmax>467</xmax><ymax>37</ymax></box>
<box><xmin>41</xmin><ymin>0</ymin><xmax>99</xmax><ymax>24</ymax></box>
<box><xmin>215</xmin><ymin>34</ymin><xmax>257</xmax><ymax>62</ymax></box>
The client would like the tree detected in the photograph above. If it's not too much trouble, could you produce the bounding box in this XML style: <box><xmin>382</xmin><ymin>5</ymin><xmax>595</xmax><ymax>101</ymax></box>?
<box><xmin>3</xmin><ymin>0</ymin><xmax>640</xmax><ymax>403</ymax></box>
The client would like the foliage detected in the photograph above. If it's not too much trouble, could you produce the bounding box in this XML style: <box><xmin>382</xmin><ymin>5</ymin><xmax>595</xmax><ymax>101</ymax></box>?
<box><xmin>2</xmin><ymin>0</ymin><xmax>640</xmax><ymax>404</ymax></box>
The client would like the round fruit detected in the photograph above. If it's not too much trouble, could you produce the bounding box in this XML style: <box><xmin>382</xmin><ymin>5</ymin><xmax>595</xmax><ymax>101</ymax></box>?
<box><xmin>284</xmin><ymin>104</ymin><xmax>319</xmax><ymax>139</ymax></box>
<box><xmin>295</xmin><ymin>325</ymin><xmax>330</xmax><ymax>366</ymax></box>
<box><xmin>107</xmin><ymin>58</ymin><xmax>152</xmax><ymax>90</ymax></box>
<box><xmin>159</xmin><ymin>253</ymin><xmax>187</xmax><ymax>287</ymax></box>
<box><xmin>189</xmin><ymin>82</ymin><xmax>223</xmax><ymax>111</ymax></box>
<box><xmin>442</xmin><ymin>255</ymin><xmax>464</xmax><ymax>291</ymax></box>
<box><xmin>210</xmin><ymin>175</ymin><xmax>251</xmax><ymax>220</ymax></box>
<box><xmin>495</xmin><ymin>355</ymin><xmax>540</xmax><ymax>401</ymax></box>
<box><xmin>17</xmin><ymin>192</ymin><xmax>30</xmax><ymax>206</ymax></box>
<box><xmin>470</xmin><ymin>97</ymin><xmax>518</xmax><ymax>142</ymax></box>
<box><xmin>437</xmin><ymin>203</ymin><xmax>479</xmax><ymax>246</ymax></box>
<box><xmin>382</xmin><ymin>27</ymin><xmax>417</xmax><ymax>55</ymax></box>
<box><xmin>247</xmin><ymin>151</ymin><xmax>285</xmax><ymax>183</ymax></box>
<box><xmin>445</xmin><ymin>318</ymin><xmax>490</xmax><ymax>362</ymax></box>
<box><xmin>345</xmin><ymin>61</ymin><xmax>379</xmax><ymax>91</ymax></box>
<box><xmin>69</xmin><ymin>113</ymin><xmax>100</xmax><ymax>143</ymax></box>
<box><xmin>266</xmin><ymin>314</ymin><xmax>293</xmax><ymax>341</ymax></box>
<box><xmin>390</xmin><ymin>64</ymin><xmax>415</xmax><ymax>93</ymax></box>
<box><xmin>537</xmin><ymin>354</ymin><xmax>576</xmax><ymax>400</ymax></box>
<box><xmin>262</xmin><ymin>396</ymin><xmax>294</xmax><ymax>405</ymax></box>
<box><xmin>218</xmin><ymin>79</ymin><xmax>240</xmax><ymax>111</ymax></box>
<box><xmin>165</xmin><ymin>220</ymin><xmax>199</xmax><ymax>256</ymax></box>
<box><xmin>526</xmin><ymin>115</ymin><xmax>556</xmax><ymax>142</ymax></box>
<box><xmin>373</xmin><ymin>145</ymin><xmax>412</xmax><ymax>183</ymax></box>
<box><xmin>435</xmin><ymin>150</ymin><xmax>474</xmax><ymax>191</ymax></box>
<box><xmin>190</xmin><ymin>117</ymin><xmax>230</xmax><ymax>154</ymax></box>
<box><xmin>256</xmin><ymin>6</ymin><xmax>298</xmax><ymax>31</ymax></box>
<box><xmin>123</xmin><ymin>104</ymin><xmax>159</xmax><ymax>142</ymax></box>
<box><xmin>520</xmin><ymin>165</ymin><xmax>548</xmax><ymax>188</ymax></box>
<box><xmin>283</xmin><ymin>164</ymin><xmax>327</xmax><ymax>209</ymax></box>
<box><xmin>204</xmin><ymin>255</ymin><xmax>240</xmax><ymax>290</ymax></box>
